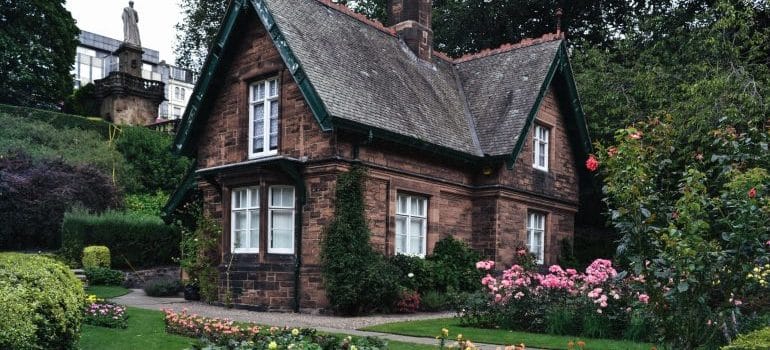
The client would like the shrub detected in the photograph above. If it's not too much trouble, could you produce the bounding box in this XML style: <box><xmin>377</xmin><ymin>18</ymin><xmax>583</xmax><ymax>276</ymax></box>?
<box><xmin>388</xmin><ymin>254</ymin><xmax>434</xmax><ymax>292</ymax></box>
<box><xmin>179</xmin><ymin>210</ymin><xmax>221</xmax><ymax>302</ymax></box>
<box><xmin>83</xmin><ymin>295</ymin><xmax>128</xmax><ymax>329</ymax></box>
<box><xmin>421</xmin><ymin>290</ymin><xmax>448</xmax><ymax>311</ymax></box>
<box><xmin>544</xmin><ymin>305</ymin><xmax>578</xmax><ymax>335</ymax></box>
<box><xmin>722</xmin><ymin>327</ymin><xmax>770</xmax><ymax>350</ymax></box>
<box><xmin>61</xmin><ymin>209</ymin><xmax>181</xmax><ymax>269</ymax></box>
<box><xmin>0</xmin><ymin>103</ymin><xmax>111</xmax><ymax>137</ymax></box>
<box><xmin>0</xmin><ymin>253</ymin><xmax>84</xmax><ymax>349</ymax></box>
<box><xmin>0</xmin><ymin>152</ymin><xmax>119</xmax><ymax>250</ymax></box>
<box><xmin>124</xmin><ymin>191</ymin><xmax>169</xmax><ymax>216</ymax></box>
<box><xmin>84</xmin><ymin>267</ymin><xmax>125</xmax><ymax>286</ymax></box>
<box><xmin>82</xmin><ymin>245</ymin><xmax>111</xmax><ymax>268</ymax></box>
<box><xmin>321</xmin><ymin>167</ymin><xmax>399</xmax><ymax>314</ymax></box>
<box><xmin>143</xmin><ymin>278</ymin><xmax>181</xmax><ymax>297</ymax></box>
<box><xmin>428</xmin><ymin>236</ymin><xmax>482</xmax><ymax>293</ymax></box>
<box><xmin>395</xmin><ymin>290</ymin><xmax>421</xmax><ymax>313</ymax></box>
<box><xmin>115</xmin><ymin>126</ymin><xmax>192</xmax><ymax>194</ymax></box>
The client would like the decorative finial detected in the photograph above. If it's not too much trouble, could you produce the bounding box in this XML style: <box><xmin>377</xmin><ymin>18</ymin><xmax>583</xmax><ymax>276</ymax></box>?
<box><xmin>555</xmin><ymin>7</ymin><xmax>563</xmax><ymax>35</ymax></box>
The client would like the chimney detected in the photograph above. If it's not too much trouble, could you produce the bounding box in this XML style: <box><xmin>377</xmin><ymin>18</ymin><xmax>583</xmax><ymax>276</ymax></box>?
<box><xmin>387</xmin><ymin>0</ymin><xmax>433</xmax><ymax>61</ymax></box>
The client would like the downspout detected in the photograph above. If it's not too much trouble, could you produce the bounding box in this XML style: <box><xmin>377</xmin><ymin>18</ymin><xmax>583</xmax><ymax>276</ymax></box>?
<box><xmin>293</xmin><ymin>187</ymin><xmax>305</xmax><ymax>313</ymax></box>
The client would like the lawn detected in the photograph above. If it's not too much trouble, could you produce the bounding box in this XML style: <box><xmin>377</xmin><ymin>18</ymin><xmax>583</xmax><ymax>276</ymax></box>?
<box><xmin>362</xmin><ymin>318</ymin><xmax>656</xmax><ymax>350</ymax></box>
<box><xmin>85</xmin><ymin>285</ymin><xmax>131</xmax><ymax>299</ymax></box>
<box><xmin>79</xmin><ymin>307</ymin><xmax>193</xmax><ymax>350</ymax></box>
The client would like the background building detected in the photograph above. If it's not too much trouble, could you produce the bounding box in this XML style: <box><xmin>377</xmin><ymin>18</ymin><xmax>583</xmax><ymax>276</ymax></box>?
<box><xmin>72</xmin><ymin>30</ymin><xmax>195</xmax><ymax>121</ymax></box>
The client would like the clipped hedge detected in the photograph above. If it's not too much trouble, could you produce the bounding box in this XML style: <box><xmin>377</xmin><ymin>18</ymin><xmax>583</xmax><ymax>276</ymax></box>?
<box><xmin>62</xmin><ymin>210</ymin><xmax>181</xmax><ymax>269</ymax></box>
<box><xmin>84</xmin><ymin>267</ymin><xmax>124</xmax><ymax>286</ymax></box>
<box><xmin>0</xmin><ymin>253</ymin><xmax>84</xmax><ymax>349</ymax></box>
<box><xmin>0</xmin><ymin>103</ymin><xmax>112</xmax><ymax>137</ymax></box>
<box><xmin>722</xmin><ymin>327</ymin><xmax>770</xmax><ymax>350</ymax></box>
<box><xmin>82</xmin><ymin>245</ymin><xmax>111</xmax><ymax>268</ymax></box>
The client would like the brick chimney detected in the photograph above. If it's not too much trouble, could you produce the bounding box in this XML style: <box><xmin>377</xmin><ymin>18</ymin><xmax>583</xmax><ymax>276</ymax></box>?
<box><xmin>387</xmin><ymin>0</ymin><xmax>433</xmax><ymax>61</ymax></box>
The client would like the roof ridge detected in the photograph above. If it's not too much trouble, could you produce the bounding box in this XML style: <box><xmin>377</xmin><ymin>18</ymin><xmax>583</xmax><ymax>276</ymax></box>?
<box><xmin>454</xmin><ymin>32</ymin><xmax>564</xmax><ymax>64</ymax></box>
<box><xmin>314</xmin><ymin>0</ymin><xmax>396</xmax><ymax>36</ymax></box>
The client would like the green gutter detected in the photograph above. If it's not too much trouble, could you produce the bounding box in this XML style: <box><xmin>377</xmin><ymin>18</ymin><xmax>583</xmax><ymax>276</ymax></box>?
<box><xmin>251</xmin><ymin>0</ymin><xmax>332</xmax><ymax>131</ymax></box>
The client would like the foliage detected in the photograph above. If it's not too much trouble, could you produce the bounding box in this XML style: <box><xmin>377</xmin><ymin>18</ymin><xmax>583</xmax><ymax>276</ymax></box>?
<box><xmin>722</xmin><ymin>327</ymin><xmax>770</xmax><ymax>350</ymax></box>
<box><xmin>63</xmin><ymin>83</ymin><xmax>100</xmax><ymax>117</ymax></box>
<box><xmin>61</xmin><ymin>209</ymin><xmax>181</xmax><ymax>269</ymax></box>
<box><xmin>79</xmin><ymin>307</ymin><xmax>192</xmax><ymax>350</ymax></box>
<box><xmin>420</xmin><ymin>290</ymin><xmax>448</xmax><ymax>312</ymax></box>
<box><xmin>0</xmin><ymin>0</ymin><xmax>79</xmax><ymax>109</ymax></box>
<box><xmin>428</xmin><ymin>236</ymin><xmax>483</xmax><ymax>293</ymax></box>
<box><xmin>83</xmin><ymin>246</ymin><xmax>111</xmax><ymax>269</ymax></box>
<box><xmin>124</xmin><ymin>191</ymin><xmax>169</xmax><ymax>217</ymax></box>
<box><xmin>85</xmin><ymin>267</ymin><xmax>125</xmax><ymax>286</ymax></box>
<box><xmin>395</xmin><ymin>290</ymin><xmax>421</xmax><ymax>313</ymax></box>
<box><xmin>0</xmin><ymin>253</ymin><xmax>85</xmax><ymax>350</ymax></box>
<box><xmin>83</xmin><ymin>295</ymin><xmax>128</xmax><ymax>329</ymax></box>
<box><xmin>0</xmin><ymin>152</ymin><xmax>119</xmax><ymax>250</ymax></box>
<box><xmin>143</xmin><ymin>278</ymin><xmax>182</xmax><ymax>297</ymax></box>
<box><xmin>321</xmin><ymin>166</ymin><xmax>399</xmax><ymax>314</ymax></box>
<box><xmin>388</xmin><ymin>254</ymin><xmax>434</xmax><ymax>292</ymax></box>
<box><xmin>178</xmin><ymin>206</ymin><xmax>221</xmax><ymax>303</ymax></box>
<box><xmin>0</xmin><ymin>103</ymin><xmax>113</xmax><ymax>137</ymax></box>
<box><xmin>174</xmin><ymin>0</ymin><xmax>229</xmax><ymax>73</ymax></box>
<box><xmin>115</xmin><ymin>126</ymin><xmax>192</xmax><ymax>194</ymax></box>
<box><xmin>164</xmin><ymin>309</ymin><xmax>387</xmax><ymax>349</ymax></box>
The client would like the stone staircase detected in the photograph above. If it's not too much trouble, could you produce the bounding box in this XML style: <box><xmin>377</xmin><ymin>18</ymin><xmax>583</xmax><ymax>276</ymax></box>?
<box><xmin>72</xmin><ymin>269</ymin><xmax>88</xmax><ymax>287</ymax></box>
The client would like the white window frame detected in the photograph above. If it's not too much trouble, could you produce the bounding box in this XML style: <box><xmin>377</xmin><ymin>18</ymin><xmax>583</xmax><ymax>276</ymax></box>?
<box><xmin>533</xmin><ymin>124</ymin><xmax>550</xmax><ymax>171</ymax></box>
<box><xmin>248</xmin><ymin>78</ymin><xmax>280</xmax><ymax>159</ymax></box>
<box><xmin>231</xmin><ymin>187</ymin><xmax>260</xmax><ymax>254</ymax></box>
<box><xmin>267</xmin><ymin>186</ymin><xmax>295</xmax><ymax>254</ymax></box>
<box><xmin>527</xmin><ymin>212</ymin><xmax>546</xmax><ymax>264</ymax></box>
<box><xmin>395</xmin><ymin>193</ymin><xmax>428</xmax><ymax>257</ymax></box>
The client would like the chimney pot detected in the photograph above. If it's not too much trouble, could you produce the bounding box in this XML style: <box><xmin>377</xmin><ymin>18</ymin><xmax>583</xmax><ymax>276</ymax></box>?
<box><xmin>388</xmin><ymin>0</ymin><xmax>433</xmax><ymax>61</ymax></box>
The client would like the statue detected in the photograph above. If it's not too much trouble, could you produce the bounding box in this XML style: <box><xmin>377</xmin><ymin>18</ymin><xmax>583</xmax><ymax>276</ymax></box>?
<box><xmin>122</xmin><ymin>1</ymin><xmax>141</xmax><ymax>46</ymax></box>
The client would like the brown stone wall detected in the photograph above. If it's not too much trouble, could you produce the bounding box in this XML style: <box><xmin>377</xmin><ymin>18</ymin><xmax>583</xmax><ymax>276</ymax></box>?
<box><xmin>499</xmin><ymin>86</ymin><xmax>579</xmax><ymax>205</ymax></box>
<box><xmin>101</xmin><ymin>94</ymin><xmax>160</xmax><ymax>125</ymax></box>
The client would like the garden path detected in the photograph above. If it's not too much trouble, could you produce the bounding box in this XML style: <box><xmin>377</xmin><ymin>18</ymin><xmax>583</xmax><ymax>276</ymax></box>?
<box><xmin>112</xmin><ymin>289</ymin><xmax>524</xmax><ymax>350</ymax></box>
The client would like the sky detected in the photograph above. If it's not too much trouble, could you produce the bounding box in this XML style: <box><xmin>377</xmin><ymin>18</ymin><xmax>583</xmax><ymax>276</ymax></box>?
<box><xmin>65</xmin><ymin>0</ymin><xmax>184</xmax><ymax>63</ymax></box>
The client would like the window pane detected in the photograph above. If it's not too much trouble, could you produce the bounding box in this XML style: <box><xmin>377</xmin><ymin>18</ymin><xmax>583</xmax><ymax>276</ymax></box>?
<box><xmin>396</xmin><ymin>216</ymin><xmax>407</xmax><ymax>253</ymax></box>
<box><xmin>253</xmin><ymin>104</ymin><xmax>264</xmax><ymax>133</ymax></box>
<box><xmin>281</xmin><ymin>187</ymin><xmax>293</xmax><ymax>207</ymax></box>
<box><xmin>269</xmin><ymin>80</ymin><xmax>278</xmax><ymax>97</ymax></box>
<box><xmin>409</xmin><ymin>217</ymin><xmax>423</xmax><ymax>237</ymax></box>
<box><xmin>270</xmin><ymin>100</ymin><xmax>279</xmax><ymax>117</ymax></box>
<box><xmin>233</xmin><ymin>191</ymin><xmax>242</xmax><ymax>209</ymax></box>
<box><xmin>234</xmin><ymin>211</ymin><xmax>246</xmax><ymax>230</ymax></box>
<box><xmin>233</xmin><ymin>230</ymin><xmax>243</xmax><ymax>249</ymax></box>
<box><xmin>397</xmin><ymin>196</ymin><xmax>407</xmax><ymax>214</ymax></box>
<box><xmin>409</xmin><ymin>235</ymin><xmax>422</xmax><ymax>255</ymax></box>
<box><xmin>249</xmin><ymin>211</ymin><xmax>259</xmax><ymax>248</ymax></box>
<box><xmin>256</xmin><ymin>83</ymin><xmax>265</xmax><ymax>100</ymax></box>
<box><xmin>250</xmin><ymin>188</ymin><xmax>259</xmax><ymax>208</ymax></box>
<box><xmin>271</xmin><ymin>211</ymin><xmax>293</xmax><ymax>249</ymax></box>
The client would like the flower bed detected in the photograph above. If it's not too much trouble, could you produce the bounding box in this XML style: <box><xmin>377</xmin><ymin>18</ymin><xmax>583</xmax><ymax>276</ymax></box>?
<box><xmin>83</xmin><ymin>295</ymin><xmax>128</xmax><ymax>329</ymax></box>
<box><xmin>459</xmin><ymin>257</ymin><xmax>654</xmax><ymax>341</ymax></box>
<box><xmin>162</xmin><ymin>309</ymin><xmax>386</xmax><ymax>349</ymax></box>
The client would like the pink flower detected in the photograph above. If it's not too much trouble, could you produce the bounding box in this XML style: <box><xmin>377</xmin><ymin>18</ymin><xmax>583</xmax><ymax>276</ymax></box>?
<box><xmin>629</xmin><ymin>131</ymin><xmax>643</xmax><ymax>140</ymax></box>
<box><xmin>638</xmin><ymin>294</ymin><xmax>650</xmax><ymax>303</ymax></box>
<box><xmin>607</xmin><ymin>147</ymin><xmax>618</xmax><ymax>157</ymax></box>
<box><xmin>749</xmin><ymin>187</ymin><xmax>757</xmax><ymax>198</ymax></box>
<box><xmin>585</xmin><ymin>154</ymin><xmax>599</xmax><ymax>172</ymax></box>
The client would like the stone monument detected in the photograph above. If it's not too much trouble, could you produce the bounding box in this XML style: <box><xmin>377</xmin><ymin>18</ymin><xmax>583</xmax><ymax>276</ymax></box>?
<box><xmin>94</xmin><ymin>1</ymin><xmax>165</xmax><ymax>125</ymax></box>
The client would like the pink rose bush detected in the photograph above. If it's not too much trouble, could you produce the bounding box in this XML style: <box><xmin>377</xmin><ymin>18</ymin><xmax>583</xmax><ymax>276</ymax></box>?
<box><xmin>459</xmin><ymin>258</ymin><xmax>654</xmax><ymax>339</ymax></box>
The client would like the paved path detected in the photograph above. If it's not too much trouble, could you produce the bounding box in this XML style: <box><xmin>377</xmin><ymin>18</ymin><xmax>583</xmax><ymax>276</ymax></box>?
<box><xmin>112</xmin><ymin>289</ymin><xmax>518</xmax><ymax>349</ymax></box>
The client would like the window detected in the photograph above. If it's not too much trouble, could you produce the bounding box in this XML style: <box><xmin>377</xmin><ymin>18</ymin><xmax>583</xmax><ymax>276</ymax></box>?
<box><xmin>527</xmin><ymin>212</ymin><xmax>546</xmax><ymax>264</ymax></box>
<box><xmin>268</xmin><ymin>186</ymin><xmax>295</xmax><ymax>254</ymax></box>
<box><xmin>231</xmin><ymin>187</ymin><xmax>260</xmax><ymax>253</ymax></box>
<box><xmin>174</xmin><ymin>87</ymin><xmax>180</xmax><ymax>100</ymax></box>
<box><xmin>249</xmin><ymin>78</ymin><xmax>279</xmax><ymax>158</ymax></box>
<box><xmin>533</xmin><ymin>125</ymin><xmax>549</xmax><ymax>171</ymax></box>
<box><xmin>180</xmin><ymin>88</ymin><xmax>186</xmax><ymax>100</ymax></box>
<box><xmin>172</xmin><ymin>107</ymin><xmax>182</xmax><ymax>119</ymax></box>
<box><xmin>395</xmin><ymin>194</ymin><xmax>427</xmax><ymax>257</ymax></box>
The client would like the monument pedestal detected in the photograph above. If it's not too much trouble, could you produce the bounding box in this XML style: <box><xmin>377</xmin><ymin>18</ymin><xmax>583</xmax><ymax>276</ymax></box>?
<box><xmin>115</xmin><ymin>43</ymin><xmax>144</xmax><ymax>77</ymax></box>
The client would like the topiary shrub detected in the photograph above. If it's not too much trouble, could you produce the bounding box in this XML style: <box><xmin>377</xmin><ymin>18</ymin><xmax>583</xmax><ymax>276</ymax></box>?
<box><xmin>321</xmin><ymin>166</ymin><xmax>399</xmax><ymax>314</ymax></box>
<box><xmin>722</xmin><ymin>327</ymin><xmax>770</xmax><ymax>350</ymax></box>
<box><xmin>61</xmin><ymin>209</ymin><xmax>181</xmax><ymax>269</ymax></box>
<box><xmin>143</xmin><ymin>278</ymin><xmax>181</xmax><ymax>297</ymax></box>
<box><xmin>82</xmin><ymin>245</ymin><xmax>111</xmax><ymax>268</ymax></box>
<box><xmin>0</xmin><ymin>253</ymin><xmax>84</xmax><ymax>349</ymax></box>
<box><xmin>427</xmin><ymin>236</ymin><xmax>482</xmax><ymax>293</ymax></box>
<box><xmin>0</xmin><ymin>152</ymin><xmax>119</xmax><ymax>250</ymax></box>
<box><xmin>84</xmin><ymin>267</ymin><xmax>124</xmax><ymax>286</ymax></box>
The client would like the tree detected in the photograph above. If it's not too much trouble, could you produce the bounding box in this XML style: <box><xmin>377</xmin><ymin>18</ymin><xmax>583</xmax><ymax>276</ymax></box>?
<box><xmin>174</xmin><ymin>0</ymin><xmax>229</xmax><ymax>73</ymax></box>
<box><xmin>0</xmin><ymin>0</ymin><xmax>79</xmax><ymax>109</ymax></box>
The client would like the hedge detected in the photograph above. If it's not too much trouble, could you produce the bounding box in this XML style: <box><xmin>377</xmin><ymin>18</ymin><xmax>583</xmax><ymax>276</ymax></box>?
<box><xmin>722</xmin><ymin>327</ymin><xmax>770</xmax><ymax>350</ymax></box>
<box><xmin>0</xmin><ymin>253</ymin><xmax>84</xmax><ymax>349</ymax></box>
<box><xmin>82</xmin><ymin>246</ymin><xmax>111</xmax><ymax>268</ymax></box>
<box><xmin>62</xmin><ymin>210</ymin><xmax>181</xmax><ymax>269</ymax></box>
<box><xmin>0</xmin><ymin>103</ymin><xmax>112</xmax><ymax>138</ymax></box>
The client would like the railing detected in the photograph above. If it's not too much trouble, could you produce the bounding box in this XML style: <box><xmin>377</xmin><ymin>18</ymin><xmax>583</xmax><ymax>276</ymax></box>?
<box><xmin>146</xmin><ymin>119</ymin><xmax>180</xmax><ymax>134</ymax></box>
<box><xmin>94</xmin><ymin>71</ymin><xmax>165</xmax><ymax>100</ymax></box>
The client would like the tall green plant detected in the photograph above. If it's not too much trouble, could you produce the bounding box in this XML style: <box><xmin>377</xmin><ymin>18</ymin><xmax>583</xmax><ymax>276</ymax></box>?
<box><xmin>321</xmin><ymin>166</ymin><xmax>399</xmax><ymax>314</ymax></box>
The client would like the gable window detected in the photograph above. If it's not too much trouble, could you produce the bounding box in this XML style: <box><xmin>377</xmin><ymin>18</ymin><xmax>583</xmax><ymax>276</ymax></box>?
<box><xmin>395</xmin><ymin>193</ymin><xmax>427</xmax><ymax>257</ymax></box>
<box><xmin>231</xmin><ymin>187</ymin><xmax>260</xmax><ymax>253</ymax></box>
<box><xmin>268</xmin><ymin>186</ymin><xmax>295</xmax><ymax>254</ymax></box>
<box><xmin>527</xmin><ymin>212</ymin><xmax>546</xmax><ymax>264</ymax></box>
<box><xmin>249</xmin><ymin>78</ymin><xmax>279</xmax><ymax>158</ymax></box>
<box><xmin>533</xmin><ymin>124</ymin><xmax>549</xmax><ymax>171</ymax></box>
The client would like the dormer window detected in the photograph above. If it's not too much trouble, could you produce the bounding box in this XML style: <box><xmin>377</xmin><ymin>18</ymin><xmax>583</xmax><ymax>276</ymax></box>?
<box><xmin>249</xmin><ymin>78</ymin><xmax>279</xmax><ymax>158</ymax></box>
<box><xmin>533</xmin><ymin>124</ymin><xmax>549</xmax><ymax>171</ymax></box>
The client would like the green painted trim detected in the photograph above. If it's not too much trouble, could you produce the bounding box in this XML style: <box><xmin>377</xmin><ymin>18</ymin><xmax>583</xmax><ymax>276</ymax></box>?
<box><xmin>506</xmin><ymin>42</ymin><xmax>592</xmax><ymax>169</ymax></box>
<box><xmin>173</xmin><ymin>0</ymin><xmax>246</xmax><ymax>156</ymax></box>
<box><xmin>332</xmin><ymin>117</ymin><xmax>483</xmax><ymax>164</ymax></box>
<box><xmin>251</xmin><ymin>0</ymin><xmax>332</xmax><ymax>131</ymax></box>
<box><xmin>161</xmin><ymin>161</ymin><xmax>198</xmax><ymax>219</ymax></box>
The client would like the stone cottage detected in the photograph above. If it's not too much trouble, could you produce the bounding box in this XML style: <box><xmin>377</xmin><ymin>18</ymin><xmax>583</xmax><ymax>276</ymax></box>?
<box><xmin>168</xmin><ymin>0</ymin><xmax>593</xmax><ymax>311</ymax></box>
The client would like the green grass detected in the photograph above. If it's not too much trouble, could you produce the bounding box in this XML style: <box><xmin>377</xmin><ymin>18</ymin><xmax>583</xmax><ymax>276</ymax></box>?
<box><xmin>85</xmin><ymin>285</ymin><xmax>131</xmax><ymax>299</ymax></box>
<box><xmin>79</xmin><ymin>307</ymin><xmax>193</xmax><ymax>350</ymax></box>
<box><xmin>387</xmin><ymin>341</ymin><xmax>436</xmax><ymax>349</ymax></box>
<box><xmin>361</xmin><ymin>318</ymin><xmax>655</xmax><ymax>350</ymax></box>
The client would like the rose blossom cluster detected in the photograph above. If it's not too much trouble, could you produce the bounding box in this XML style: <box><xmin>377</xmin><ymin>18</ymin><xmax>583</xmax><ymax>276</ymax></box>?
<box><xmin>478</xmin><ymin>258</ymin><xmax>648</xmax><ymax>313</ymax></box>
<box><xmin>163</xmin><ymin>308</ymin><xmax>262</xmax><ymax>342</ymax></box>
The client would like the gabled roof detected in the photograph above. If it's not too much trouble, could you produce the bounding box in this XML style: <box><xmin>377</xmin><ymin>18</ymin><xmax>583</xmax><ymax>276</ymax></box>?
<box><xmin>173</xmin><ymin>0</ymin><xmax>591</xmax><ymax>166</ymax></box>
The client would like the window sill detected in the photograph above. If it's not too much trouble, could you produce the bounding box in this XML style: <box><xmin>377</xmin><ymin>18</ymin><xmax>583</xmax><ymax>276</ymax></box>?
<box><xmin>267</xmin><ymin>249</ymin><xmax>294</xmax><ymax>255</ymax></box>
<box><xmin>532</xmin><ymin>165</ymin><xmax>549</xmax><ymax>173</ymax></box>
<box><xmin>248</xmin><ymin>150</ymin><xmax>279</xmax><ymax>160</ymax></box>
<box><xmin>231</xmin><ymin>250</ymin><xmax>260</xmax><ymax>254</ymax></box>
